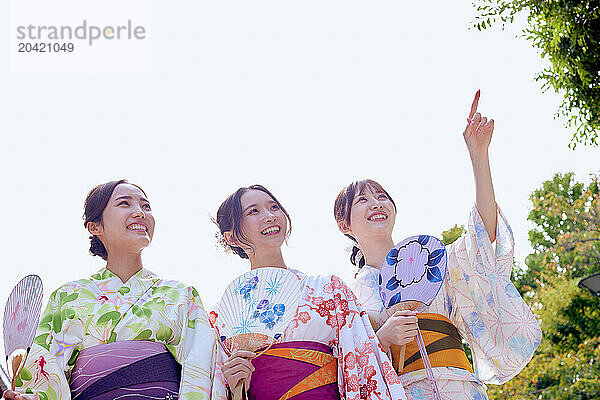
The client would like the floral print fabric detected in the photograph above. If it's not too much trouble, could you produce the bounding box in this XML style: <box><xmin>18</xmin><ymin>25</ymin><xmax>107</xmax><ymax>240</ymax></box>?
<box><xmin>351</xmin><ymin>206</ymin><xmax>542</xmax><ymax>399</ymax></box>
<box><xmin>210</xmin><ymin>271</ymin><xmax>407</xmax><ymax>400</ymax></box>
<box><xmin>14</xmin><ymin>268</ymin><xmax>217</xmax><ymax>400</ymax></box>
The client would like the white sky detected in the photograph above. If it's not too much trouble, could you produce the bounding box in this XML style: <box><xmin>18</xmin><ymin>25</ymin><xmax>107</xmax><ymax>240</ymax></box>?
<box><xmin>1</xmin><ymin>0</ymin><xmax>598</xmax><ymax>358</ymax></box>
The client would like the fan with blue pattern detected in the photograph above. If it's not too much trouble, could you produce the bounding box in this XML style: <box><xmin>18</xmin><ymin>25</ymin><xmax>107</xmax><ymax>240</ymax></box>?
<box><xmin>214</xmin><ymin>268</ymin><xmax>304</xmax><ymax>400</ymax></box>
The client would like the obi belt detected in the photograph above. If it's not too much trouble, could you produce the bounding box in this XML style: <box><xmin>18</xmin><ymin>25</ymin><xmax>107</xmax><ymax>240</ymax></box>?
<box><xmin>247</xmin><ymin>341</ymin><xmax>341</xmax><ymax>400</ymax></box>
<box><xmin>390</xmin><ymin>313</ymin><xmax>474</xmax><ymax>374</ymax></box>
<box><xmin>70</xmin><ymin>340</ymin><xmax>181</xmax><ymax>400</ymax></box>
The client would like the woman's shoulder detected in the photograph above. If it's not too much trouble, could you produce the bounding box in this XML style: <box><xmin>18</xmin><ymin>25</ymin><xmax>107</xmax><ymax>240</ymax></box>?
<box><xmin>152</xmin><ymin>277</ymin><xmax>203</xmax><ymax>301</ymax></box>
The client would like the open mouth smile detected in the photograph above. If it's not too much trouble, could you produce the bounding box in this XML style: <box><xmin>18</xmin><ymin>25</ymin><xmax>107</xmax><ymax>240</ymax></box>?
<box><xmin>127</xmin><ymin>223</ymin><xmax>148</xmax><ymax>232</ymax></box>
<box><xmin>261</xmin><ymin>225</ymin><xmax>281</xmax><ymax>235</ymax></box>
<box><xmin>367</xmin><ymin>213</ymin><xmax>388</xmax><ymax>221</ymax></box>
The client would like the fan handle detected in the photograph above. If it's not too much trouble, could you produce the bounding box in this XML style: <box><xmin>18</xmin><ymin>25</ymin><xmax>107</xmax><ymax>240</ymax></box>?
<box><xmin>7</xmin><ymin>349</ymin><xmax>30</xmax><ymax>391</ymax></box>
<box><xmin>233</xmin><ymin>381</ymin><xmax>244</xmax><ymax>400</ymax></box>
<box><xmin>390</xmin><ymin>344</ymin><xmax>406</xmax><ymax>373</ymax></box>
<box><xmin>381</xmin><ymin>300</ymin><xmax>423</xmax><ymax>374</ymax></box>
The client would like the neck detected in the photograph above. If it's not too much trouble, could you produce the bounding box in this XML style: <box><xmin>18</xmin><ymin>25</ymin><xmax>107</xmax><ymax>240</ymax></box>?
<box><xmin>249</xmin><ymin>247</ymin><xmax>287</xmax><ymax>270</ymax></box>
<box><xmin>358</xmin><ymin>235</ymin><xmax>395</xmax><ymax>270</ymax></box>
<box><xmin>105</xmin><ymin>251</ymin><xmax>144</xmax><ymax>283</ymax></box>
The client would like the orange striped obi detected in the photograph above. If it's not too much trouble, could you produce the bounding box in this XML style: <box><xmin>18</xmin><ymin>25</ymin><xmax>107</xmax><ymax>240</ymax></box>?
<box><xmin>390</xmin><ymin>313</ymin><xmax>473</xmax><ymax>375</ymax></box>
<box><xmin>248</xmin><ymin>341</ymin><xmax>340</xmax><ymax>400</ymax></box>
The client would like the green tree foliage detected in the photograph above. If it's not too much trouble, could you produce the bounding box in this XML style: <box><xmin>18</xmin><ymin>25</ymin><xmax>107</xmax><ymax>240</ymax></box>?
<box><xmin>513</xmin><ymin>172</ymin><xmax>600</xmax><ymax>294</ymax></box>
<box><xmin>536</xmin><ymin>279</ymin><xmax>600</xmax><ymax>354</ymax></box>
<box><xmin>441</xmin><ymin>224</ymin><xmax>466</xmax><ymax>246</ymax></box>
<box><xmin>473</xmin><ymin>0</ymin><xmax>600</xmax><ymax>147</ymax></box>
<box><xmin>489</xmin><ymin>173</ymin><xmax>600</xmax><ymax>399</ymax></box>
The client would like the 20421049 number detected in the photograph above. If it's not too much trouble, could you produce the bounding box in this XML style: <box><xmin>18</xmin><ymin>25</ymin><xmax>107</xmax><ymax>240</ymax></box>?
<box><xmin>18</xmin><ymin>42</ymin><xmax>74</xmax><ymax>52</ymax></box>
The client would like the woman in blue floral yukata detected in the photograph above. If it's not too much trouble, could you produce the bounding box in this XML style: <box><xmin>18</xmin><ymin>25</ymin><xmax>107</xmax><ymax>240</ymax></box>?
<box><xmin>333</xmin><ymin>91</ymin><xmax>542</xmax><ymax>400</ymax></box>
<box><xmin>3</xmin><ymin>179</ymin><xmax>218</xmax><ymax>400</ymax></box>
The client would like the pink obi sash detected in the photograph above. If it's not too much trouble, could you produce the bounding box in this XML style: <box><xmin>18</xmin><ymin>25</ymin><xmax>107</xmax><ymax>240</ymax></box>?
<box><xmin>248</xmin><ymin>341</ymin><xmax>341</xmax><ymax>400</ymax></box>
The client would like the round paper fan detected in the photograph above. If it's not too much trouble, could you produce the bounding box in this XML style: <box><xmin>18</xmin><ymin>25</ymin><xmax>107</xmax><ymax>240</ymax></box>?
<box><xmin>3</xmin><ymin>274</ymin><xmax>44</xmax><ymax>389</ymax></box>
<box><xmin>379</xmin><ymin>235</ymin><xmax>447</xmax><ymax>400</ymax></box>
<box><xmin>214</xmin><ymin>267</ymin><xmax>304</xmax><ymax>355</ymax></box>
<box><xmin>379</xmin><ymin>235</ymin><xmax>447</xmax><ymax>322</ymax></box>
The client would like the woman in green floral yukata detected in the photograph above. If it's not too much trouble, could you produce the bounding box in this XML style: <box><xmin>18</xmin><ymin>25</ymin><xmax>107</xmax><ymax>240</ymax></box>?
<box><xmin>3</xmin><ymin>180</ymin><xmax>217</xmax><ymax>400</ymax></box>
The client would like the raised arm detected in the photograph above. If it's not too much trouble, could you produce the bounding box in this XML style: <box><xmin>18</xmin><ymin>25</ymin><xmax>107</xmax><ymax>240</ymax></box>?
<box><xmin>463</xmin><ymin>90</ymin><xmax>497</xmax><ymax>242</ymax></box>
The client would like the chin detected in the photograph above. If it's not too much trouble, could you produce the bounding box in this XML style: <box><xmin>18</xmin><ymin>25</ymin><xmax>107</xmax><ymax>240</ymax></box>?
<box><xmin>129</xmin><ymin>237</ymin><xmax>152</xmax><ymax>250</ymax></box>
<box><xmin>258</xmin><ymin>237</ymin><xmax>285</xmax><ymax>249</ymax></box>
<box><xmin>365</xmin><ymin>225</ymin><xmax>393</xmax><ymax>236</ymax></box>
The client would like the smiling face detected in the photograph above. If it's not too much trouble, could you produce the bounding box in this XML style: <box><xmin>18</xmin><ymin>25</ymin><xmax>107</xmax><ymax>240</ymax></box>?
<box><xmin>89</xmin><ymin>184</ymin><xmax>155</xmax><ymax>256</ymax></box>
<box><xmin>236</xmin><ymin>189</ymin><xmax>288</xmax><ymax>256</ymax></box>
<box><xmin>345</xmin><ymin>185</ymin><xmax>396</xmax><ymax>242</ymax></box>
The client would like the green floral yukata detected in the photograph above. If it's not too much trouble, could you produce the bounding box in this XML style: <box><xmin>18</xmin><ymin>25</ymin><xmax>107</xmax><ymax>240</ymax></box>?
<box><xmin>15</xmin><ymin>268</ymin><xmax>217</xmax><ymax>400</ymax></box>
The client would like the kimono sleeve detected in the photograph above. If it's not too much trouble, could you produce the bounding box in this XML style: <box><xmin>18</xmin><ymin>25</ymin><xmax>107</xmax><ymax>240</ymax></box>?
<box><xmin>444</xmin><ymin>206</ymin><xmax>542</xmax><ymax>384</ymax></box>
<box><xmin>173</xmin><ymin>286</ymin><xmax>219</xmax><ymax>400</ymax></box>
<box><xmin>209</xmin><ymin>344</ymin><xmax>230</xmax><ymax>400</ymax></box>
<box><xmin>14</xmin><ymin>286</ymin><xmax>81</xmax><ymax>400</ymax></box>
<box><xmin>328</xmin><ymin>276</ymin><xmax>407</xmax><ymax>400</ymax></box>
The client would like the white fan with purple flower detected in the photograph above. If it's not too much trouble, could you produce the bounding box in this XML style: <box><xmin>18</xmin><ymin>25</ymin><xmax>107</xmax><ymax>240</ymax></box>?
<box><xmin>379</xmin><ymin>235</ymin><xmax>447</xmax><ymax>400</ymax></box>
<box><xmin>213</xmin><ymin>268</ymin><xmax>304</xmax><ymax>400</ymax></box>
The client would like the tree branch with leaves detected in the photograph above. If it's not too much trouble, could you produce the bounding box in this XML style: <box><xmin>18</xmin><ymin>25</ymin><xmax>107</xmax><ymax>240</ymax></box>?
<box><xmin>473</xmin><ymin>0</ymin><xmax>600</xmax><ymax>147</ymax></box>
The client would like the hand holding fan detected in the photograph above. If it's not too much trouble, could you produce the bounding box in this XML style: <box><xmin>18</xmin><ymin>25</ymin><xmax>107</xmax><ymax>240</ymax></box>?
<box><xmin>379</xmin><ymin>235</ymin><xmax>446</xmax><ymax>400</ymax></box>
<box><xmin>214</xmin><ymin>268</ymin><xmax>304</xmax><ymax>400</ymax></box>
<box><xmin>3</xmin><ymin>275</ymin><xmax>44</xmax><ymax>390</ymax></box>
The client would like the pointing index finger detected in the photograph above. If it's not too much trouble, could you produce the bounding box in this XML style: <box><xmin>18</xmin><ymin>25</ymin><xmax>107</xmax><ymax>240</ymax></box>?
<box><xmin>468</xmin><ymin>89</ymin><xmax>480</xmax><ymax>120</ymax></box>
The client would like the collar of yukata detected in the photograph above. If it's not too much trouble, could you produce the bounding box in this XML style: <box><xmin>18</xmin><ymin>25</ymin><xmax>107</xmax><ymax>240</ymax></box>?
<box><xmin>93</xmin><ymin>267</ymin><xmax>156</xmax><ymax>282</ymax></box>
<box><xmin>356</xmin><ymin>265</ymin><xmax>380</xmax><ymax>287</ymax></box>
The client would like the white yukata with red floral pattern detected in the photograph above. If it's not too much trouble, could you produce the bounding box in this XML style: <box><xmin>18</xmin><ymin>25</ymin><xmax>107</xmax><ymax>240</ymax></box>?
<box><xmin>351</xmin><ymin>206</ymin><xmax>542</xmax><ymax>400</ymax></box>
<box><xmin>211</xmin><ymin>270</ymin><xmax>408</xmax><ymax>400</ymax></box>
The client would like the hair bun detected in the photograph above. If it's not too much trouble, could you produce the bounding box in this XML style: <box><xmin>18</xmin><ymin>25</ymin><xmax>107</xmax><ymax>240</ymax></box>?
<box><xmin>214</xmin><ymin>231</ymin><xmax>249</xmax><ymax>259</ymax></box>
<box><xmin>89</xmin><ymin>235</ymin><xmax>108</xmax><ymax>260</ymax></box>
<box><xmin>350</xmin><ymin>245</ymin><xmax>366</xmax><ymax>268</ymax></box>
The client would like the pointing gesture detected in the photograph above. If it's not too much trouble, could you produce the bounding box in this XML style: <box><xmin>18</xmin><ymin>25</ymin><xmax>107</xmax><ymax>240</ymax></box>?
<box><xmin>462</xmin><ymin>89</ymin><xmax>498</xmax><ymax>243</ymax></box>
<box><xmin>463</xmin><ymin>90</ymin><xmax>494</xmax><ymax>157</ymax></box>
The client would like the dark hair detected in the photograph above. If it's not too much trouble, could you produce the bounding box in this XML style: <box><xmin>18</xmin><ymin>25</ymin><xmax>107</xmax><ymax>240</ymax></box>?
<box><xmin>214</xmin><ymin>184</ymin><xmax>292</xmax><ymax>259</ymax></box>
<box><xmin>333</xmin><ymin>179</ymin><xmax>396</xmax><ymax>267</ymax></box>
<box><xmin>83</xmin><ymin>179</ymin><xmax>147</xmax><ymax>260</ymax></box>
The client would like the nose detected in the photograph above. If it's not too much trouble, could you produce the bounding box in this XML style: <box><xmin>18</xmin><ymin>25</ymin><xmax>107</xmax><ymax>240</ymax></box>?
<box><xmin>264</xmin><ymin>210</ymin><xmax>277</xmax><ymax>223</ymax></box>
<box><xmin>132</xmin><ymin>206</ymin><xmax>145</xmax><ymax>218</ymax></box>
<box><xmin>371</xmin><ymin>201</ymin><xmax>383</xmax><ymax>209</ymax></box>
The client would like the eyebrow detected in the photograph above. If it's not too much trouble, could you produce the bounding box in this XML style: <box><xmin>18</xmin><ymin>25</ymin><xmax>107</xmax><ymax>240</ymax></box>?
<box><xmin>356</xmin><ymin>189</ymin><xmax>384</xmax><ymax>197</ymax></box>
<box><xmin>114</xmin><ymin>195</ymin><xmax>150</xmax><ymax>203</ymax></box>
<box><xmin>243</xmin><ymin>200</ymin><xmax>277</xmax><ymax>212</ymax></box>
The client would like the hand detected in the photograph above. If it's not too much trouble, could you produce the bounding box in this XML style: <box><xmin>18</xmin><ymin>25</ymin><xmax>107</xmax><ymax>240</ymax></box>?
<box><xmin>2</xmin><ymin>390</ymin><xmax>34</xmax><ymax>400</ymax></box>
<box><xmin>464</xmin><ymin>90</ymin><xmax>494</xmax><ymax>159</ymax></box>
<box><xmin>376</xmin><ymin>310</ymin><xmax>419</xmax><ymax>351</ymax></box>
<box><xmin>222</xmin><ymin>350</ymin><xmax>256</xmax><ymax>391</ymax></box>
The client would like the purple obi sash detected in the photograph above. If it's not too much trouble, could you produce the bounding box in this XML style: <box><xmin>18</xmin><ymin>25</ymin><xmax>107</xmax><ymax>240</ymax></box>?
<box><xmin>248</xmin><ymin>341</ymin><xmax>341</xmax><ymax>400</ymax></box>
<box><xmin>70</xmin><ymin>340</ymin><xmax>181</xmax><ymax>400</ymax></box>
